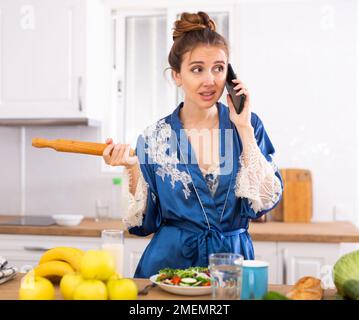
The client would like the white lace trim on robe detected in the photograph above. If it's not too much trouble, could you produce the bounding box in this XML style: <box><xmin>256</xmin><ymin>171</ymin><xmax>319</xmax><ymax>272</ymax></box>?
<box><xmin>121</xmin><ymin>167</ymin><xmax>149</xmax><ymax>229</ymax></box>
<box><xmin>199</xmin><ymin>165</ymin><xmax>220</xmax><ymax>197</ymax></box>
<box><xmin>234</xmin><ymin>140</ymin><xmax>282</xmax><ymax>213</ymax></box>
<box><xmin>121</xmin><ymin>141</ymin><xmax>282</xmax><ymax>227</ymax></box>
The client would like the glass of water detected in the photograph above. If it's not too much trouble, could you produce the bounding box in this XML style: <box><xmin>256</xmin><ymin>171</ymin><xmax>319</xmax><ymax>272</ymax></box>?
<box><xmin>95</xmin><ymin>199</ymin><xmax>110</xmax><ymax>222</ymax></box>
<box><xmin>209</xmin><ymin>253</ymin><xmax>243</xmax><ymax>300</ymax></box>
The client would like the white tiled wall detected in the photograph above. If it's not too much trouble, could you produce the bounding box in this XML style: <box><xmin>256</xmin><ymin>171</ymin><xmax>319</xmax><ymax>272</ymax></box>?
<box><xmin>0</xmin><ymin>125</ymin><xmax>117</xmax><ymax>217</ymax></box>
<box><xmin>0</xmin><ymin>127</ymin><xmax>21</xmax><ymax>214</ymax></box>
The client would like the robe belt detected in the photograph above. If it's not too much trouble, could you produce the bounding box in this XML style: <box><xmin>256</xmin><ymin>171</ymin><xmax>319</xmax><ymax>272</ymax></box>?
<box><xmin>163</xmin><ymin>220</ymin><xmax>248</xmax><ymax>266</ymax></box>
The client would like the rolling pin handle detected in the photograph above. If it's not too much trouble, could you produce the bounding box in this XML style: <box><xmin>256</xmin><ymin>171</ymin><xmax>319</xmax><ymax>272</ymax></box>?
<box><xmin>32</xmin><ymin>138</ymin><xmax>50</xmax><ymax>148</ymax></box>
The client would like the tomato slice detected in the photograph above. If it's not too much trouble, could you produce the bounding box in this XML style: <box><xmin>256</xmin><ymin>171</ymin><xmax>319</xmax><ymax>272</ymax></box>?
<box><xmin>171</xmin><ymin>276</ymin><xmax>181</xmax><ymax>285</ymax></box>
<box><xmin>203</xmin><ymin>281</ymin><xmax>211</xmax><ymax>286</ymax></box>
<box><xmin>158</xmin><ymin>273</ymin><xmax>167</xmax><ymax>281</ymax></box>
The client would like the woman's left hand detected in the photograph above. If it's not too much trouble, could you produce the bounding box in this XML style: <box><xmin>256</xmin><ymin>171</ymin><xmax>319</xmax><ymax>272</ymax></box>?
<box><xmin>226</xmin><ymin>79</ymin><xmax>252</xmax><ymax>130</ymax></box>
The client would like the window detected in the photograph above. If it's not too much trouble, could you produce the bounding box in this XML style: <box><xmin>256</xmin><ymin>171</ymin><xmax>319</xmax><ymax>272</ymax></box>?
<box><xmin>103</xmin><ymin>2</ymin><xmax>235</xmax><ymax>172</ymax></box>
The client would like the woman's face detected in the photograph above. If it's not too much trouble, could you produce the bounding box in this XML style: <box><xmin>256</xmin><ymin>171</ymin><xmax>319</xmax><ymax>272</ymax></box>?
<box><xmin>173</xmin><ymin>45</ymin><xmax>228</xmax><ymax>110</ymax></box>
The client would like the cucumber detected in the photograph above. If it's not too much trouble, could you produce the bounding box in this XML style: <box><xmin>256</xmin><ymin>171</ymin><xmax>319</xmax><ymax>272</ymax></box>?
<box><xmin>262</xmin><ymin>291</ymin><xmax>290</xmax><ymax>300</ymax></box>
<box><xmin>179</xmin><ymin>282</ymin><xmax>191</xmax><ymax>286</ymax></box>
<box><xmin>181</xmin><ymin>278</ymin><xmax>197</xmax><ymax>284</ymax></box>
<box><xmin>343</xmin><ymin>279</ymin><xmax>359</xmax><ymax>300</ymax></box>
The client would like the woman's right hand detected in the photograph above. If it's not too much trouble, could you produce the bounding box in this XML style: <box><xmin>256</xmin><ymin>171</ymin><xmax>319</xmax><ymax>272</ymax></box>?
<box><xmin>102</xmin><ymin>138</ymin><xmax>138</xmax><ymax>168</ymax></box>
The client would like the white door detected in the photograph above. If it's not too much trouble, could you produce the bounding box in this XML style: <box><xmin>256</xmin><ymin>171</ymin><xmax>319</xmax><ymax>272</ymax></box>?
<box><xmin>0</xmin><ymin>0</ymin><xmax>84</xmax><ymax>118</ymax></box>
<box><xmin>277</xmin><ymin>242</ymin><xmax>340</xmax><ymax>288</ymax></box>
<box><xmin>253</xmin><ymin>241</ymin><xmax>278</xmax><ymax>284</ymax></box>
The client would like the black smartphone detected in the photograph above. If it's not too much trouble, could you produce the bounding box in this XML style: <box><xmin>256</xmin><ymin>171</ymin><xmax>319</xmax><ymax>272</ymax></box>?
<box><xmin>225</xmin><ymin>63</ymin><xmax>246</xmax><ymax>114</ymax></box>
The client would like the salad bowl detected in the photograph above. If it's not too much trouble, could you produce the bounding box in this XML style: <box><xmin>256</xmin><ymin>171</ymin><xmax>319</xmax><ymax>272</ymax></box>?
<box><xmin>149</xmin><ymin>268</ymin><xmax>212</xmax><ymax>296</ymax></box>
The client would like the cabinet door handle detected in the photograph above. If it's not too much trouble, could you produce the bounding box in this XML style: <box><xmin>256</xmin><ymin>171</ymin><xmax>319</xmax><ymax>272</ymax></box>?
<box><xmin>117</xmin><ymin>80</ymin><xmax>122</xmax><ymax>94</ymax></box>
<box><xmin>282</xmin><ymin>248</ymin><xmax>288</xmax><ymax>285</ymax></box>
<box><xmin>24</xmin><ymin>246</ymin><xmax>50</xmax><ymax>252</ymax></box>
<box><xmin>78</xmin><ymin>76</ymin><xmax>83</xmax><ymax>112</ymax></box>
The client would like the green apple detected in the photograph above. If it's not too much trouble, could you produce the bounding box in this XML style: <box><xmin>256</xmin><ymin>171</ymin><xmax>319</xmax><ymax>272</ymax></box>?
<box><xmin>73</xmin><ymin>279</ymin><xmax>108</xmax><ymax>300</ymax></box>
<box><xmin>60</xmin><ymin>272</ymin><xmax>83</xmax><ymax>300</ymax></box>
<box><xmin>107</xmin><ymin>278</ymin><xmax>138</xmax><ymax>300</ymax></box>
<box><xmin>19</xmin><ymin>273</ymin><xmax>55</xmax><ymax>300</ymax></box>
<box><xmin>80</xmin><ymin>250</ymin><xmax>115</xmax><ymax>281</ymax></box>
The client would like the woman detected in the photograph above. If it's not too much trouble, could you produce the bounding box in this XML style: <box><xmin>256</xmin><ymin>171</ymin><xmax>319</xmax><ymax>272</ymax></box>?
<box><xmin>103</xmin><ymin>12</ymin><xmax>283</xmax><ymax>278</ymax></box>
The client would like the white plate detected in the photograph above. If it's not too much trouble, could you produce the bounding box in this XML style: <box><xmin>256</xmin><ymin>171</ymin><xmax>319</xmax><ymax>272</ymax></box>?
<box><xmin>150</xmin><ymin>274</ymin><xmax>212</xmax><ymax>296</ymax></box>
<box><xmin>52</xmin><ymin>214</ymin><xmax>84</xmax><ymax>226</ymax></box>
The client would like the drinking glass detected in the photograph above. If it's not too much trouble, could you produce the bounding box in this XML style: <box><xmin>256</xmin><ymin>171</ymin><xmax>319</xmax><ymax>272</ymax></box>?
<box><xmin>95</xmin><ymin>199</ymin><xmax>110</xmax><ymax>222</ymax></box>
<box><xmin>209</xmin><ymin>253</ymin><xmax>243</xmax><ymax>300</ymax></box>
<box><xmin>101</xmin><ymin>229</ymin><xmax>124</xmax><ymax>276</ymax></box>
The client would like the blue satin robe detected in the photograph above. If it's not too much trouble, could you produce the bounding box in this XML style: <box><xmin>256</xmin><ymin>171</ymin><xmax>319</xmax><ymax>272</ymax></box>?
<box><xmin>129</xmin><ymin>102</ymin><xmax>283</xmax><ymax>278</ymax></box>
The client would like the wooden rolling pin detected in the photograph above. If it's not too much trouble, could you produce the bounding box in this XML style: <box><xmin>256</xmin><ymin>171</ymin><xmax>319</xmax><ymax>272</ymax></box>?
<box><xmin>32</xmin><ymin>138</ymin><xmax>135</xmax><ymax>156</ymax></box>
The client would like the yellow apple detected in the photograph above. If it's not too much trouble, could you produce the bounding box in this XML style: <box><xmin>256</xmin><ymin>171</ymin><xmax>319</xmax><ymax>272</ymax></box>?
<box><xmin>60</xmin><ymin>272</ymin><xmax>83</xmax><ymax>300</ymax></box>
<box><xmin>107</xmin><ymin>278</ymin><xmax>138</xmax><ymax>300</ymax></box>
<box><xmin>80</xmin><ymin>250</ymin><xmax>115</xmax><ymax>281</ymax></box>
<box><xmin>107</xmin><ymin>271</ymin><xmax>122</xmax><ymax>281</ymax></box>
<box><xmin>19</xmin><ymin>273</ymin><xmax>55</xmax><ymax>300</ymax></box>
<box><xmin>73</xmin><ymin>279</ymin><xmax>108</xmax><ymax>300</ymax></box>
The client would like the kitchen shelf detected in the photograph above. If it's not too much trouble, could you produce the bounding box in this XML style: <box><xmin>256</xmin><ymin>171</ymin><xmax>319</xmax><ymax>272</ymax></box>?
<box><xmin>0</xmin><ymin>118</ymin><xmax>101</xmax><ymax>127</ymax></box>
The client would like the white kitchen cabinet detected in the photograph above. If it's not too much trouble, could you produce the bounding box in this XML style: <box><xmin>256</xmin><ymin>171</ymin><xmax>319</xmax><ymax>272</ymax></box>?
<box><xmin>0</xmin><ymin>234</ymin><xmax>151</xmax><ymax>278</ymax></box>
<box><xmin>0</xmin><ymin>233</ymin><xmax>345</xmax><ymax>285</ymax></box>
<box><xmin>253</xmin><ymin>241</ymin><xmax>341</xmax><ymax>287</ymax></box>
<box><xmin>253</xmin><ymin>241</ymin><xmax>278</xmax><ymax>284</ymax></box>
<box><xmin>0</xmin><ymin>234</ymin><xmax>101</xmax><ymax>272</ymax></box>
<box><xmin>124</xmin><ymin>237</ymin><xmax>151</xmax><ymax>278</ymax></box>
<box><xmin>277</xmin><ymin>242</ymin><xmax>339</xmax><ymax>288</ymax></box>
<box><xmin>123</xmin><ymin>239</ymin><xmax>341</xmax><ymax>285</ymax></box>
<box><xmin>0</xmin><ymin>0</ymin><xmax>109</xmax><ymax>120</ymax></box>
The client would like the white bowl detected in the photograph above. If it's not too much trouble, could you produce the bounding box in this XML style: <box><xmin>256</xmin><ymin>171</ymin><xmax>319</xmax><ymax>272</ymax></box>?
<box><xmin>52</xmin><ymin>214</ymin><xmax>84</xmax><ymax>226</ymax></box>
<box><xmin>149</xmin><ymin>275</ymin><xmax>212</xmax><ymax>296</ymax></box>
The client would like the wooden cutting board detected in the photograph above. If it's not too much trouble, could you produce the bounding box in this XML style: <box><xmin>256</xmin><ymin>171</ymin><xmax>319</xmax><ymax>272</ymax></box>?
<box><xmin>270</xmin><ymin>169</ymin><xmax>313</xmax><ymax>223</ymax></box>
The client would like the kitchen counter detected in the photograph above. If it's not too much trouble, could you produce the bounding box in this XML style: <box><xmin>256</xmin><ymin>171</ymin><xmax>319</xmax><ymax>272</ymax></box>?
<box><xmin>248</xmin><ymin>220</ymin><xmax>359</xmax><ymax>243</ymax></box>
<box><xmin>0</xmin><ymin>273</ymin><xmax>338</xmax><ymax>300</ymax></box>
<box><xmin>0</xmin><ymin>215</ymin><xmax>130</xmax><ymax>238</ymax></box>
<box><xmin>0</xmin><ymin>215</ymin><xmax>359</xmax><ymax>242</ymax></box>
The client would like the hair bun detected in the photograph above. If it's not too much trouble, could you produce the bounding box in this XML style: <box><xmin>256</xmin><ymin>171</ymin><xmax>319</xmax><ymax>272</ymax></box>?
<box><xmin>173</xmin><ymin>11</ymin><xmax>216</xmax><ymax>40</ymax></box>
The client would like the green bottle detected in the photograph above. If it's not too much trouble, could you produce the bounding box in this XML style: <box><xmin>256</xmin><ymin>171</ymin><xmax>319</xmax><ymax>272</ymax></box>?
<box><xmin>111</xmin><ymin>177</ymin><xmax>123</xmax><ymax>219</ymax></box>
